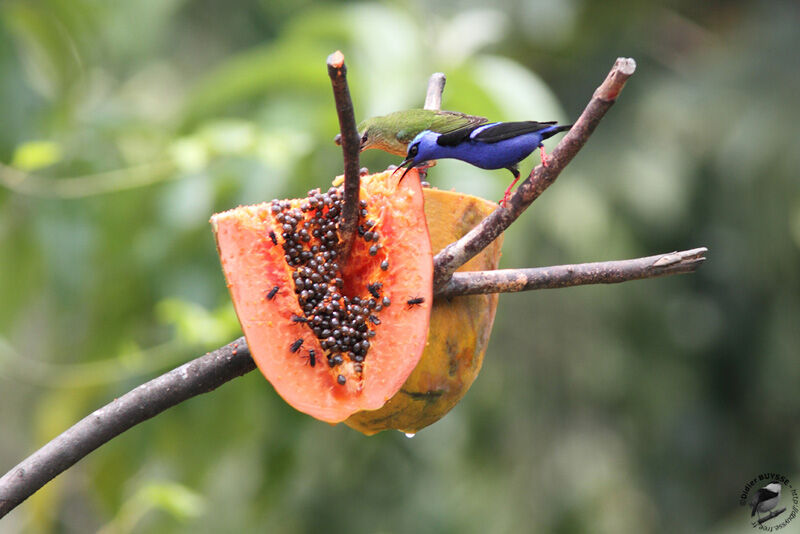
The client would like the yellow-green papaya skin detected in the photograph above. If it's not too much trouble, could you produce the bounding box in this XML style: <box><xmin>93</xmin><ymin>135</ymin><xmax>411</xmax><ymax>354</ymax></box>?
<box><xmin>345</xmin><ymin>188</ymin><xmax>502</xmax><ymax>435</ymax></box>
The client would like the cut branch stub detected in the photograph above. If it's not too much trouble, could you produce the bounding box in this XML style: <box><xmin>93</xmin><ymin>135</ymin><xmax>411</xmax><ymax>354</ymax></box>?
<box><xmin>424</xmin><ymin>72</ymin><xmax>446</xmax><ymax>111</ymax></box>
<box><xmin>326</xmin><ymin>50</ymin><xmax>361</xmax><ymax>263</ymax></box>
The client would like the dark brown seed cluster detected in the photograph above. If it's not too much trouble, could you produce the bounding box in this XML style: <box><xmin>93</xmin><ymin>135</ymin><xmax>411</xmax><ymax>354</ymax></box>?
<box><xmin>270</xmin><ymin>187</ymin><xmax>390</xmax><ymax>381</ymax></box>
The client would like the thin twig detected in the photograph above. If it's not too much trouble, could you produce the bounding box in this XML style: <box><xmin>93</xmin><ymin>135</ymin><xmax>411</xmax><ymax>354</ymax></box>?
<box><xmin>327</xmin><ymin>51</ymin><xmax>361</xmax><ymax>263</ymax></box>
<box><xmin>757</xmin><ymin>507</ymin><xmax>786</xmax><ymax>525</ymax></box>
<box><xmin>424</xmin><ymin>73</ymin><xmax>446</xmax><ymax>111</ymax></box>
<box><xmin>0</xmin><ymin>338</ymin><xmax>254</xmax><ymax>517</ymax></box>
<box><xmin>432</xmin><ymin>57</ymin><xmax>637</xmax><ymax>289</ymax></box>
<box><xmin>436</xmin><ymin>248</ymin><xmax>707</xmax><ymax>297</ymax></box>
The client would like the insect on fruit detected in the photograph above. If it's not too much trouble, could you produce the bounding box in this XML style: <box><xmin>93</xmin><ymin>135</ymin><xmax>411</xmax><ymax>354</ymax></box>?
<box><xmin>269</xmin><ymin>230</ymin><xmax>278</xmax><ymax>245</ymax></box>
<box><xmin>267</xmin><ymin>285</ymin><xmax>279</xmax><ymax>300</ymax></box>
<box><xmin>306</xmin><ymin>349</ymin><xmax>316</xmax><ymax>367</ymax></box>
<box><xmin>290</xmin><ymin>338</ymin><xmax>304</xmax><ymax>353</ymax></box>
<box><xmin>367</xmin><ymin>282</ymin><xmax>383</xmax><ymax>299</ymax></box>
<box><xmin>291</xmin><ymin>314</ymin><xmax>309</xmax><ymax>323</ymax></box>
<box><xmin>406</xmin><ymin>297</ymin><xmax>425</xmax><ymax>309</ymax></box>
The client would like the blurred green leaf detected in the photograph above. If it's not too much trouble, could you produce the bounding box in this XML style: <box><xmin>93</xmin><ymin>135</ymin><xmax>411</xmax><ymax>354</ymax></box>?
<box><xmin>198</xmin><ymin>119</ymin><xmax>258</xmax><ymax>156</ymax></box>
<box><xmin>156</xmin><ymin>298</ymin><xmax>239</xmax><ymax>346</ymax></box>
<box><xmin>10</xmin><ymin>140</ymin><xmax>62</xmax><ymax>170</ymax></box>
<box><xmin>168</xmin><ymin>137</ymin><xmax>209</xmax><ymax>173</ymax></box>
<box><xmin>98</xmin><ymin>481</ymin><xmax>205</xmax><ymax>534</ymax></box>
<box><xmin>139</xmin><ymin>482</ymin><xmax>205</xmax><ymax>520</ymax></box>
<box><xmin>1</xmin><ymin>2</ymin><xmax>86</xmax><ymax>98</ymax></box>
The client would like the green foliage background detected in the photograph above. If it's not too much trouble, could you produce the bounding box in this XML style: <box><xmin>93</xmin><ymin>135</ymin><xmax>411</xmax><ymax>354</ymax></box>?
<box><xmin>1</xmin><ymin>1</ymin><xmax>799</xmax><ymax>532</ymax></box>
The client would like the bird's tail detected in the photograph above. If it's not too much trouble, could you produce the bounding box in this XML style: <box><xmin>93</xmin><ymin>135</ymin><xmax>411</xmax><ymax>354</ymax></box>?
<box><xmin>540</xmin><ymin>124</ymin><xmax>573</xmax><ymax>141</ymax></box>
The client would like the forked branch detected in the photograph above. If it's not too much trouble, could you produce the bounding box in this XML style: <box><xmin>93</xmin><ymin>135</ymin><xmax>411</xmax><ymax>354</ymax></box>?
<box><xmin>436</xmin><ymin>248</ymin><xmax>707</xmax><ymax>297</ymax></box>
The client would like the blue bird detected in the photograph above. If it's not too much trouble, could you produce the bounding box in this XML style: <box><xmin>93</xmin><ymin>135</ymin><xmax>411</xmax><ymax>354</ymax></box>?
<box><xmin>395</xmin><ymin>121</ymin><xmax>572</xmax><ymax>205</ymax></box>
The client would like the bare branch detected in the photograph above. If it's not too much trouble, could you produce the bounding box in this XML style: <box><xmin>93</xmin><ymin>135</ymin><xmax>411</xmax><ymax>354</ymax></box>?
<box><xmin>0</xmin><ymin>245</ymin><xmax>707</xmax><ymax>516</ymax></box>
<box><xmin>327</xmin><ymin>51</ymin><xmax>361</xmax><ymax>263</ymax></box>
<box><xmin>0</xmin><ymin>338</ymin><xmax>254</xmax><ymax>518</ymax></box>
<box><xmin>432</xmin><ymin>57</ymin><xmax>637</xmax><ymax>288</ymax></box>
<box><xmin>757</xmin><ymin>507</ymin><xmax>786</xmax><ymax>525</ymax></box>
<box><xmin>436</xmin><ymin>248</ymin><xmax>707</xmax><ymax>297</ymax></box>
<box><xmin>424</xmin><ymin>73</ymin><xmax>446</xmax><ymax>111</ymax></box>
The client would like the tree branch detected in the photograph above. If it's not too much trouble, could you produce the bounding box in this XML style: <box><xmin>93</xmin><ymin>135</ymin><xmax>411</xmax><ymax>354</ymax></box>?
<box><xmin>432</xmin><ymin>57</ymin><xmax>637</xmax><ymax>288</ymax></box>
<box><xmin>0</xmin><ymin>247</ymin><xmax>706</xmax><ymax>517</ymax></box>
<box><xmin>327</xmin><ymin>51</ymin><xmax>361</xmax><ymax>263</ymax></box>
<box><xmin>757</xmin><ymin>507</ymin><xmax>786</xmax><ymax>525</ymax></box>
<box><xmin>435</xmin><ymin>248</ymin><xmax>707</xmax><ymax>297</ymax></box>
<box><xmin>424</xmin><ymin>73</ymin><xmax>446</xmax><ymax>111</ymax></box>
<box><xmin>0</xmin><ymin>338</ymin><xmax>254</xmax><ymax>518</ymax></box>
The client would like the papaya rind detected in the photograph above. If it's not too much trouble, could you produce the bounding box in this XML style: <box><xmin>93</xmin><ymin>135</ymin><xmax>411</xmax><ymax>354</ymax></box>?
<box><xmin>345</xmin><ymin>188</ymin><xmax>502</xmax><ymax>435</ymax></box>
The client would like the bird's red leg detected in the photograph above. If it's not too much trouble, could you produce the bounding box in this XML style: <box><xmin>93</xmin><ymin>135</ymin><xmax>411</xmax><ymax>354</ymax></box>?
<box><xmin>500</xmin><ymin>175</ymin><xmax>520</xmax><ymax>207</ymax></box>
<box><xmin>539</xmin><ymin>144</ymin><xmax>549</xmax><ymax>167</ymax></box>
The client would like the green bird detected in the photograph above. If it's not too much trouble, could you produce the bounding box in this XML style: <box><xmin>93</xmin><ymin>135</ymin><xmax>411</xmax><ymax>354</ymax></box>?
<box><xmin>334</xmin><ymin>109</ymin><xmax>488</xmax><ymax>156</ymax></box>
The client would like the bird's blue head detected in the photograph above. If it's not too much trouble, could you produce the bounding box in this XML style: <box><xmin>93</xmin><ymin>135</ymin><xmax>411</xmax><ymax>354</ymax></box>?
<box><xmin>394</xmin><ymin>130</ymin><xmax>440</xmax><ymax>181</ymax></box>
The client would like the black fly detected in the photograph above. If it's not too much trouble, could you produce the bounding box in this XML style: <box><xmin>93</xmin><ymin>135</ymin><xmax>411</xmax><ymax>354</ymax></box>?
<box><xmin>367</xmin><ymin>282</ymin><xmax>383</xmax><ymax>299</ymax></box>
<box><xmin>290</xmin><ymin>338</ymin><xmax>303</xmax><ymax>353</ymax></box>
<box><xmin>406</xmin><ymin>297</ymin><xmax>425</xmax><ymax>309</ymax></box>
<box><xmin>267</xmin><ymin>286</ymin><xmax>279</xmax><ymax>300</ymax></box>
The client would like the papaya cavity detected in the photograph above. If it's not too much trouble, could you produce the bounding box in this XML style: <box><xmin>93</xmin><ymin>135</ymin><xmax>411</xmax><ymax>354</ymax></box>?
<box><xmin>212</xmin><ymin>170</ymin><xmax>433</xmax><ymax>423</ymax></box>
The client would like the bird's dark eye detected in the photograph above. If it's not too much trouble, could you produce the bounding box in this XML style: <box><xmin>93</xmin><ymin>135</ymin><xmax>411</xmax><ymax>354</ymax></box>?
<box><xmin>409</xmin><ymin>144</ymin><xmax>418</xmax><ymax>157</ymax></box>
<box><xmin>361</xmin><ymin>132</ymin><xmax>368</xmax><ymax>143</ymax></box>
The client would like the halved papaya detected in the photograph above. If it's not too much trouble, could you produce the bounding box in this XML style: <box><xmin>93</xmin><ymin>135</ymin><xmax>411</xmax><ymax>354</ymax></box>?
<box><xmin>345</xmin><ymin>189</ymin><xmax>502</xmax><ymax>435</ymax></box>
<box><xmin>211</xmin><ymin>170</ymin><xmax>433</xmax><ymax>423</ymax></box>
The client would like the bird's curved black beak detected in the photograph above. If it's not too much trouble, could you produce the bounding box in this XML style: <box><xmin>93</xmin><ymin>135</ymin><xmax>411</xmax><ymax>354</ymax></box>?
<box><xmin>392</xmin><ymin>156</ymin><xmax>416</xmax><ymax>181</ymax></box>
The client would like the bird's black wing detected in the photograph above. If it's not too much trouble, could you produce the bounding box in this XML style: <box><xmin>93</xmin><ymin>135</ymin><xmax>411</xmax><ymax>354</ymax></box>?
<box><xmin>471</xmin><ymin>121</ymin><xmax>558</xmax><ymax>143</ymax></box>
<box><xmin>435</xmin><ymin>120</ymin><xmax>563</xmax><ymax>147</ymax></box>
<box><xmin>755</xmin><ymin>488</ymin><xmax>780</xmax><ymax>502</ymax></box>
<box><xmin>435</xmin><ymin>123</ymin><xmax>486</xmax><ymax>147</ymax></box>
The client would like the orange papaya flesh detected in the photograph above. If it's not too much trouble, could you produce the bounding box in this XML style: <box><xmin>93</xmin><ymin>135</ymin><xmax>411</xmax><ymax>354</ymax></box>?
<box><xmin>211</xmin><ymin>169</ymin><xmax>433</xmax><ymax>423</ymax></box>
<box><xmin>345</xmin><ymin>188</ymin><xmax>502</xmax><ymax>435</ymax></box>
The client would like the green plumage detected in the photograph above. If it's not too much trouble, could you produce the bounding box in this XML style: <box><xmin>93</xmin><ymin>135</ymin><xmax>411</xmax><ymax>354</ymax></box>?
<box><xmin>355</xmin><ymin>109</ymin><xmax>487</xmax><ymax>156</ymax></box>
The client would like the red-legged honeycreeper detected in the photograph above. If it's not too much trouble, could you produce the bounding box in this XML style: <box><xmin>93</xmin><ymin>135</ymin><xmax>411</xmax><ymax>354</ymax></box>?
<box><xmin>334</xmin><ymin>109</ymin><xmax>487</xmax><ymax>156</ymax></box>
<box><xmin>395</xmin><ymin>120</ymin><xmax>572</xmax><ymax>206</ymax></box>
